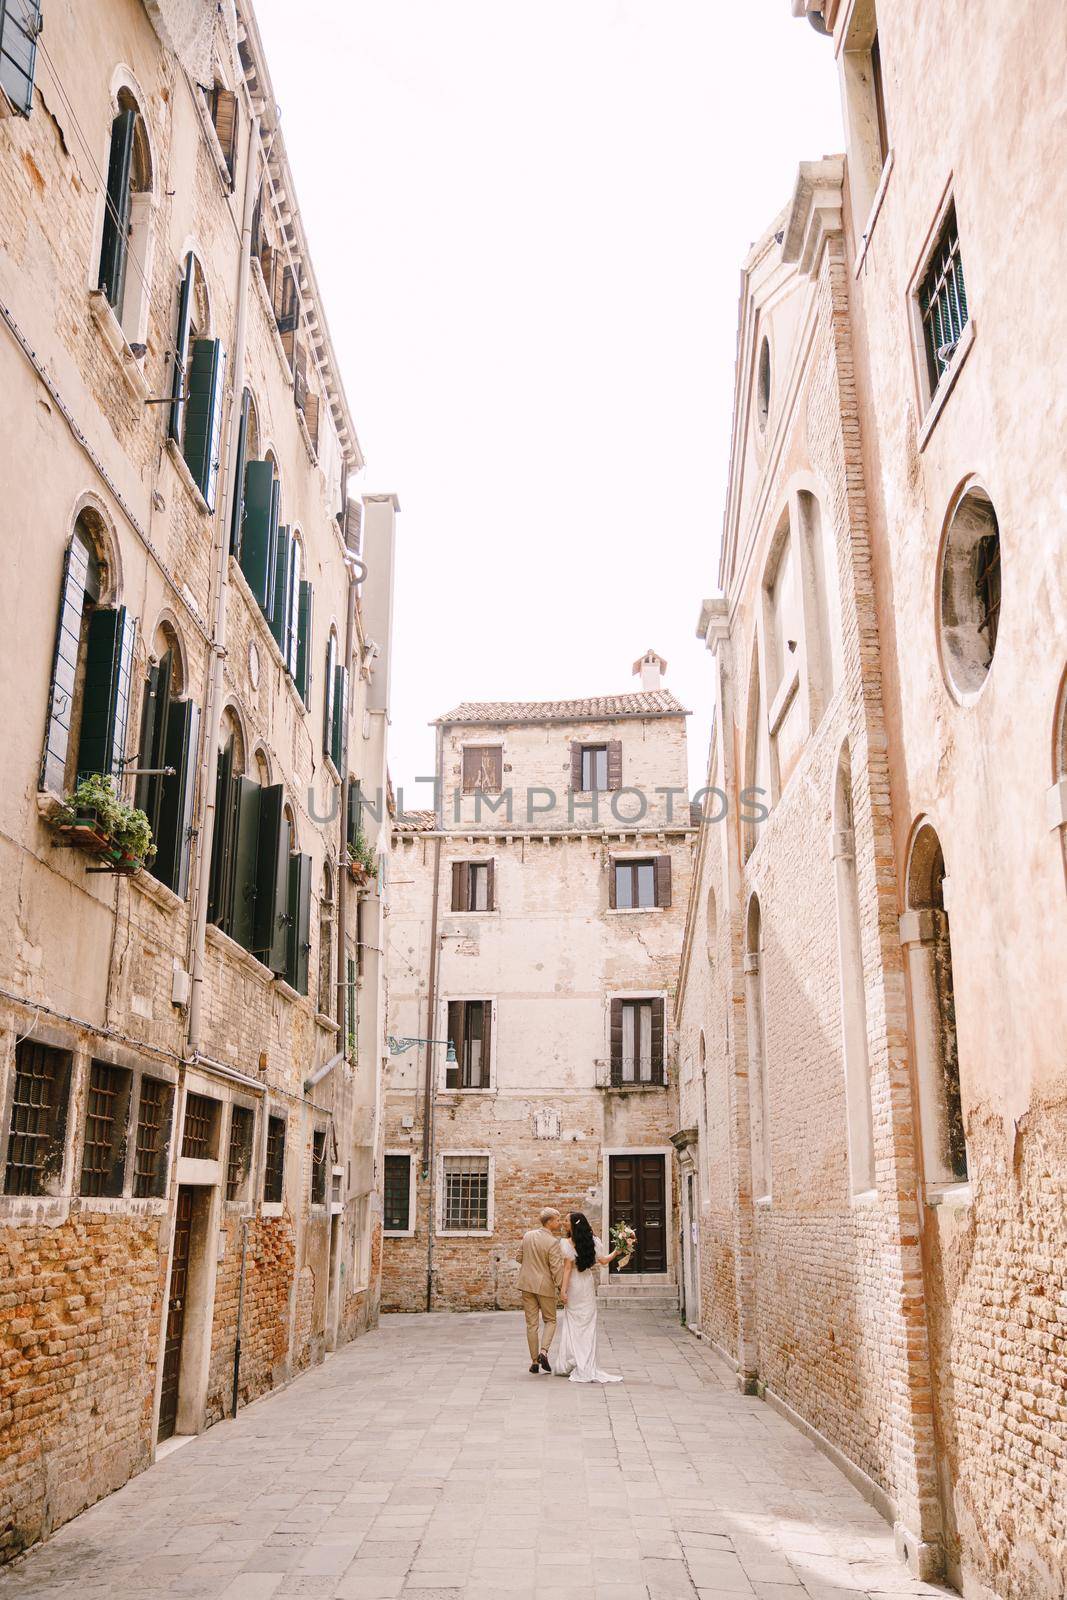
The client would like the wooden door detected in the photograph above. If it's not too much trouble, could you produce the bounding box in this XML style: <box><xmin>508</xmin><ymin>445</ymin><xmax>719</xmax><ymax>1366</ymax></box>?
<box><xmin>609</xmin><ymin>1154</ymin><xmax>667</xmax><ymax>1273</ymax></box>
<box><xmin>158</xmin><ymin>1185</ymin><xmax>193</xmax><ymax>1440</ymax></box>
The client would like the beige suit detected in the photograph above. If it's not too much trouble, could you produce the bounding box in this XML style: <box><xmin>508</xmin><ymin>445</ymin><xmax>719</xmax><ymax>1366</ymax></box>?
<box><xmin>516</xmin><ymin>1226</ymin><xmax>564</xmax><ymax>1361</ymax></box>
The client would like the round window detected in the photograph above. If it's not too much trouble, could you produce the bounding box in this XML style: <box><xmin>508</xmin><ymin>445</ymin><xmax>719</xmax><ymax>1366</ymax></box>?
<box><xmin>757</xmin><ymin>336</ymin><xmax>772</xmax><ymax>430</ymax></box>
<box><xmin>938</xmin><ymin>486</ymin><xmax>1002</xmax><ymax>699</ymax></box>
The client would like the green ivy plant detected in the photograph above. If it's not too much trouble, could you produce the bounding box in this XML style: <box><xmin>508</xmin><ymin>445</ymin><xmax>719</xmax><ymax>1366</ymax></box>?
<box><xmin>347</xmin><ymin>828</ymin><xmax>377</xmax><ymax>878</ymax></box>
<box><xmin>61</xmin><ymin>774</ymin><xmax>156</xmax><ymax>864</ymax></box>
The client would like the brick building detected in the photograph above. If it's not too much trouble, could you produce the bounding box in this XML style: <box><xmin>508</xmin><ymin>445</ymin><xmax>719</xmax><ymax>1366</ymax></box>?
<box><xmin>0</xmin><ymin>0</ymin><xmax>396</xmax><ymax>1558</ymax></box>
<box><xmin>382</xmin><ymin>656</ymin><xmax>695</xmax><ymax>1317</ymax></box>
<box><xmin>677</xmin><ymin>6</ymin><xmax>1067</xmax><ymax>1598</ymax></box>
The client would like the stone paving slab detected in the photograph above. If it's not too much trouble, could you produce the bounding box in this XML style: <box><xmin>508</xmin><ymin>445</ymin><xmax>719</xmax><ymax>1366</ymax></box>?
<box><xmin>0</xmin><ymin>1311</ymin><xmax>954</xmax><ymax>1600</ymax></box>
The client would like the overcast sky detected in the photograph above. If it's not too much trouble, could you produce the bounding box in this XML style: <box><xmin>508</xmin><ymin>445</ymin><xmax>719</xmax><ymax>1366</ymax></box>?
<box><xmin>254</xmin><ymin>0</ymin><xmax>843</xmax><ymax>799</ymax></box>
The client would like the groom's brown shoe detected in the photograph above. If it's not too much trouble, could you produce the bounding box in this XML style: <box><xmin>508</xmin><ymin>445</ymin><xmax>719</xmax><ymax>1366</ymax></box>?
<box><xmin>538</xmin><ymin>1351</ymin><xmax>552</xmax><ymax>1373</ymax></box>
<box><xmin>529</xmin><ymin>1361</ymin><xmax>540</xmax><ymax>1373</ymax></box>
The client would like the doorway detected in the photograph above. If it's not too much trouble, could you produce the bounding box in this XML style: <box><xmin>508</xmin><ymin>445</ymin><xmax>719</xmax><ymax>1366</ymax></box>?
<box><xmin>609</xmin><ymin>1153</ymin><xmax>666</xmax><ymax>1273</ymax></box>
<box><xmin>158</xmin><ymin>1185</ymin><xmax>193</xmax><ymax>1441</ymax></box>
<box><xmin>683</xmin><ymin>1169</ymin><xmax>701</xmax><ymax>1328</ymax></box>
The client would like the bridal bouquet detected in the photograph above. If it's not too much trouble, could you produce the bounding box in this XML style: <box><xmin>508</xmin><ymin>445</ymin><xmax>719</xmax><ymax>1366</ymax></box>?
<box><xmin>610</xmin><ymin>1221</ymin><xmax>637</xmax><ymax>1263</ymax></box>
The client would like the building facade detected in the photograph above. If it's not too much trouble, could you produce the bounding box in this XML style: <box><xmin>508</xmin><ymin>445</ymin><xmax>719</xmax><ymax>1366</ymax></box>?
<box><xmin>0</xmin><ymin>0</ymin><xmax>395</xmax><ymax>1560</ymax></box>
<box><xmin>676</xmin><ymin>6</ymin><xmax>1067</xmax><ymax>1598</ymax></box>
<box><xmin>382</xmin><ymin>658</ymin><xmax>695</xmax><ymax>1316</ymax></box>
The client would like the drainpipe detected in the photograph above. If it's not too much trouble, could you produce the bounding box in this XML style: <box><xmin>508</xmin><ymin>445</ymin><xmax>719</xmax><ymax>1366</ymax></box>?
<box><xmin>422</xmin><ymin>835</ymin><xmax>443</xmax><ymax>1310</ymax></box>
<box><xmin>186</xmin><ymin>110</ymin><xmax>261</xmax><ymax>1055</ymax></box>
<box><xmin>336</xmin><ymin>548</ymin><xmax>359</xmax><ymax>1043</ymax></box>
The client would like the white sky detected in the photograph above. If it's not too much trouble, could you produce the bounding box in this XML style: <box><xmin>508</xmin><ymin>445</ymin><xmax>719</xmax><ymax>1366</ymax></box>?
<box><xmin>253</xmin><ymin>0</ymin><xmax>843</xmax><ymax>801</ymax></box>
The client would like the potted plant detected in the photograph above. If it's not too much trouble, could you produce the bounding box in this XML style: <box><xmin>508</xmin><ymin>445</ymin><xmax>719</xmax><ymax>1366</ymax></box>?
<box><xmin>54</xmin><ymin>774</ymin><xmax>155</xmax><ymax>874</ymax></box>
<box><xmin>346</xmin><ymin>828</ymin><xmax>377</xmax><ymax>886</ymax></box>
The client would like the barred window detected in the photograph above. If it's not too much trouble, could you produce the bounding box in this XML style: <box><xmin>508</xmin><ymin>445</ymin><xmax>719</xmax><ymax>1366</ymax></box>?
<box><xmin>264</xmin><ymin>1114</ymin><xmax>285</xmax><ymax>1203</ymax></box>
<box><xmin>384</xmin><ymin>1154</ymin><xmax>412</xmax><ymax>1232</ymax></box>
<box><xmin>181</xmin><ymin>1092</ymin><xmax>220</xmax><ymax>1160</ymax></box>
<box><xmin>226</xmin><ymin>1105</ymin><xmax>255</xmax><ymax>1201</ymax></box>
<box><xmin>79</xmin><ymin>1062</ymin><xmax>132</xmax><ymax>1198</ymax></box>
<box><xmin>919</xmin><ymin>205</ymin><xmax>969</xmax><ymax>395</ymax></box>
<box><xmin>311</xmin><ymin>1128</ymin><xmax>327</xmax><ymax>1207</ymax></box>
<box><xmin>133</xmin><ymin>1077</ymin><xmax>173</xmax><ymax>1199</ymax></box>
<box><xmin>4</xmin><ymin>1040</ymin><xmax>71</xmax><ymax>1196</ymax></box>
<box><xmin>442</xmin><ymin>1155</ymin><xmax>489</xmax><ymax>1232</ymax></box>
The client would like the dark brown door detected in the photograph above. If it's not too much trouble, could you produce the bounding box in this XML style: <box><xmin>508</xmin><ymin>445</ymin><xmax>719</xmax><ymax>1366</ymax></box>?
<box><xmin>158</xmin><ymin>1185</ymin><xmax>193</xmax><ymax>1440</ymax></box>
<box><xmin>609</xmin><ymin>1154</ymin><xmax>666</xmax><ymax>1273</ymax></box>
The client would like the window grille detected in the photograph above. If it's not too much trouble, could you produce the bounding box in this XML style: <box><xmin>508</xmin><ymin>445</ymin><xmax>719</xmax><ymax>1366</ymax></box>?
<box><xmin>311</xmin><ymin>1128</ymin><xmax>327</xmax><ymax>1206</ymax></box>
<box><xmin>4</xmin><ymin>1041</ymin><xmax>69</xmax><ymax>1195</ymax></box>
<box><xmin>133</xmin><ymin>1077</ymin><xmax>172</xmax><ymax>1198</ymax></box>
<box><xmin>974</xmin><ymin>532</ymin><xmax>1002</xmax><ymax>656</ymax></box>
<box><xmin>226</xmin><ymin>1105</ymin><xmax>255</xmax><ymax>1201</ymax></box>
<box><xmin>919</xmin><ymin>206</ymin><xmax>969</xmax><ymax>393</ymax></box>
<box><xmin>384</xmin><ymin>1154</ymin><xmax>411</xmax><ymax>1231</ymax></box>
<box><xmin>181</xmin><ymin>1092</ymin><xmax>219</xmax><ymax>1160</ymax></box>
<box><xmin>264</xmin><ymin>1114</ymin><xmax>285</xmax><ymax>1203</ymax></box>
<box><xmin>79</xmin><ymin>1063</ymin><xmax>129</xmax><ymax>1197</ymax></box>
<box><xmin>442</xmin><ymin>1156</ymin><xmax>489</xmax><ymax>1231</ymax></box>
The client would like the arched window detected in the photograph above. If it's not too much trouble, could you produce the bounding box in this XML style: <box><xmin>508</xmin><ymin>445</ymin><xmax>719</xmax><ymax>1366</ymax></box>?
<box><xmin>41</xmin><ymin>509</ymin><xmax>133</xmax><ymax>796</ymax></box>
<box><xmin>938</xmin><ymin>484</ymin><xmax>1003</xmax><ymax>700</ymax></box>
<box><xmin>797</xmin><ymin>490</ymin><xmax>838</xmax><ymax>714</ymax></box>
<box><xmin>168</xmin><ymin>250</ymin><xmax>225</xmax><ymax>510</ymax></box>
<box><xmin>318</xmin><ymin>861</ymin><xmax>335</xmax><ymax>1017</ymax></box>
<box><xmin>831</xmin><ymin>743</ymin><xmax>875</xmax><ymax>1193</ymax></box>
<box><xmin>135</xmin><ymin>623</ymin><xmax>200</xmax><ymax>898</ymax></box>
<box><xmin>705</xmin><ymin>886</ymin><xmax>717</xmax><ymax>967</ymax></box>
<box><xmin>756</xmin><ymin>335</ymin><xmax>772</xmax><ymax>432</ymax></box>
<box><xmin>97</xmin><ymin>88</ymin><xmax>154</xmax><ymax>344</ymax></box>
<box><xmin>743</xmin><ymin>644</ymin><xmax>770</xmax><ymax>861</ymax></box>
<box><xmin>230</xmin><ymin>389</ymin><xmax>260</xmax><ymax>557</ymax></box>
<box><xmin>324</xmin><ymin>628</ymin><xmax>346</xmax><ymax>772</ymax></box>
<box><xmin>744</xmin><ymin>897</ymin><xmax>772</xmax><ymax>1201</ymax></box>
<box><xmin>901</xmin><ymin>823</ymin><xmax>967</xmax><ymax>1189</ymax></box>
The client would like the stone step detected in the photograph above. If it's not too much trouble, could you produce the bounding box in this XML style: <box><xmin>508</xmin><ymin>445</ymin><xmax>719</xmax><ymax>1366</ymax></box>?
<box><xmin>601</xmin><ymin>1296</ymin><xmax>680</xmax><ymax>1313</ymax></box>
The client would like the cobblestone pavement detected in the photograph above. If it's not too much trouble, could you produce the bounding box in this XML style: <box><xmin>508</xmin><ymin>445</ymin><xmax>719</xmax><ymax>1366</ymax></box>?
<box><xmin>0</xmin><ymin>1311</ymin><xmax>952</xmax><ymax>1600</ymax></box>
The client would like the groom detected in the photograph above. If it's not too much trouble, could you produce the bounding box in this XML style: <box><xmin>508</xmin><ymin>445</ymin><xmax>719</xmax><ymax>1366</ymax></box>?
<box><xmin>516</xmin><ymin>1206</ymin><xmax>564</xmax><ymax>1373</ymax></box>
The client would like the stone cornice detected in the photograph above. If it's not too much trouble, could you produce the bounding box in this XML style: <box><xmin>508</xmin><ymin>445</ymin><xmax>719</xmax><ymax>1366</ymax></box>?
<box><xmin>782</xmin><ymin>157</ymin><xmax>846</xmax><ymax>280</ymax></box>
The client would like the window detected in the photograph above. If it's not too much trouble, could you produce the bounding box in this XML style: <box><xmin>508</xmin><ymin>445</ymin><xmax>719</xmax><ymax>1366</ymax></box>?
<box><xmin>324</xmin><ymin>631</ymin><xmax>347</xmax><ymax>772</ymax></box>
<box><xmin>832</xmin><ymin>746</ymin><xmax>875</xmax><ymax>1195</ymax></box>
<box><xmin>3</xmin><ymin>1040</ymin><xmax>72</xmax><ymax>1196</ymax></box>
<box><xmin>132</xmin><ymin>1076</ymin><xmax>173</xmax><ymax>1199</ymax></box>
<box><xmin>918</xmin><ymin>205</ymin><xmax>969</xmax><ymax>399</ymax></box>
<box><xmin>168</xmin><ymin>252</ymin><xmax>226</xmax><ymax>510</ymax></box>
<box><xmin>756</xmin><ymin>336</ymin><xmax>771</xmax><ymax>430</ymax></box>
<box><xmin>384</xmin><ymin>1154</ymin><xmax>413</xmax><ymax>1232</ymax></box>
<box><xmin>611</xmin><ymin>856</ymin><xmax>671</xmax><ymax>910</ymax></box>
<box><xmin>870</xmin><ymin>32</ymin><xmax>889</xmax><ymax>167</ymax></box>
<box><xmin>264</xmin><ymin>1114</ymin><xmax>285</xmax><ymax>1203</ymax></box>
<box><xmin>841</xmin><ymin>1</ymin><xmax>891</xmax><ymax>235</ymax></box>
<box><xmin>181</xmin><ymin>1092</ymin><xmax>220</xmax><ymax>1160</ymax></box>
<box><xmin>744</xmin><ymin>899</ymin><xmax>772</xmax><ymax>1201</ymax></box>
<box><xmin>570</xmin><ymin>739</ymin><xmax>620</xmax><ymax>792</ymax></box>
<box><xmin>441</xmin><ymin>1155</ymin><xmax>489</xmax><ymax>1232</ymax></box>
<box><xmin>938</xmin><ymin>485</ymin><xmax>1002</xmax><ymax>699</ymax></box>
<box><xmin>225</xmin><ymin>1105</ymin><xmax>255</xmax><ymax>1201</ymax></box>
<box><xmin>97</xmin><ymin>91</ymin><xmax>153</xmax><ymax>342</ymax></box>
<box><xmin>451</xmin><ymin>859</ymin><xmax>494</xmax><ymax>912</ymax></box>
<box><xmin>135</xmin><ymin>640</ymin><xmax>201</xmax><ymax>898</ymax></box>
<box><xmin>41</xmin><ymin>514</ymin><xmax>135</xmax><ymax>796</ymax></box>
<box><xmin>705</xmin><ymin>886</ymin><xmax>717</xmax><ymax>966</ymax></box>
<box><xmin>311</xmin><ymin>1129</ymin><xmax>327</xmax><ymax>1206</ymax></box>
<box><xmin>445</xmin><ymin>1000</ymin><xmax>492</xmax><ymax>1090</ymax></box>
<box><xmin>318</xmin><ymin>863</ymin><xmax>334</xmax><ymax>1016</ymax></box>
<box><xmin>79</xmin><ymin>1062</ymin><xmax>132</xmax><ymax>1198</ymax></box>
<box><xmin>462</xmin><ymin>746</ymin><xmax>502</xmax><ymax>794</ymax></box>
<box><xmin>609</xmin><ymin>997</ymin><xmax>665</xmax><ymax>1086</ymax></box>
<box><xmin>0</xmin><ymin>0</ymin><xmax>41</xmax><ymax>117</ymax></box>
<box><xmin>204</xmin><ymin>81</ymin><xmax>238</xmax><ymax>185</ymax></box>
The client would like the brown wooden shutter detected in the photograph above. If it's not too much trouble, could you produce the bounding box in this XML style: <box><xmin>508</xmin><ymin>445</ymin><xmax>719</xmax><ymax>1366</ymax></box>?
<box><xmin>486</xmin><ymin>858</ymin><xmax>496</xmax><ymax>912</ymax></box>
<box><xmin>650</xmin><ymin>998</ymin><xmax>665</xmax><ymax>1081</ymax></box>
<box><xmin>212</xmin><ymin>87</ymin><xmax>238</xmax><ymax>181</ymax></box>
<box><xmin>608</xmin><ymin>856</ymin><xmax>617</xmax><ymax>909</ymax></box>
<box><xmin>570</xmin><ymin>742</ymin><xmax>583</xmax><ymax>790</ymax></box>
<box><xmin>480</xmin><ymin>1001</ymin><xmax>492</xmax><ymax>1088</ymax></box>
<box><xmin>654</xmin><ymin>854</ymin><xmax>672</xmax><ymax>908</ymax></box>
<box><xmin>607</xmin><ymin>740</ymin><xmax>622</xmax><ymax>790</ymax></box>
<box><xmin>462</xmin><ymin>747</ymin><xmax>478</xmax><ymax>793</ymax></box>
<box><xmin>446</xmin><ymin>1001</ymin><xmax>463</xmax><ymax>1089</ymax></box>
<box><xmin>609</xmin><ymin>998</ymin><xmax>623</xmax><ymax>1084</ymax></box>
<box><xmin>303</xmin><ymin>392</ymin><xmax>320</xmax><ymax>450</ymax></box>
<box><xmin>451</xmin><ymin>860</ymin><xmax>467</xmax><ymax>912</ymax></box>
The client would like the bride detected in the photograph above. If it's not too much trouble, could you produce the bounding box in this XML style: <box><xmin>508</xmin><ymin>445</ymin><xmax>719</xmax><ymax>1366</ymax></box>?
<box><xmin>554</xmin><ymin>1212</ymin><xmax>625</xmax><ymax>1384</ymax></box>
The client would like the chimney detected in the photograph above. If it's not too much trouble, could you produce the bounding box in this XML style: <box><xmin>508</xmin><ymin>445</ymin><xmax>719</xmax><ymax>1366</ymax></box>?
<box><xmin>633</xmin><ymin>648</ymin><xmax>667</xmax><ymax>692</ymax></box>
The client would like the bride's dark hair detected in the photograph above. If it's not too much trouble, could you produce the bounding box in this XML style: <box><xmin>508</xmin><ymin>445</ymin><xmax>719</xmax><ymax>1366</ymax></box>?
<box><xmin>569</xmin><ymin>1212</ymin><xmax>597</xmax><ymax>1272</ymax></box>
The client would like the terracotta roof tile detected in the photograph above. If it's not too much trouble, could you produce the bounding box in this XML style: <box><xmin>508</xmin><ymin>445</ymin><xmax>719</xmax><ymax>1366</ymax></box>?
<box><xmin>392</xmin><ymin>809</ymin><xmax>436</xmax><ymax>832</ymax></box>
<box><xmin>435</xmin><ymin>690</ymin><xmax>690</xmax><ymax>726</ymax></box>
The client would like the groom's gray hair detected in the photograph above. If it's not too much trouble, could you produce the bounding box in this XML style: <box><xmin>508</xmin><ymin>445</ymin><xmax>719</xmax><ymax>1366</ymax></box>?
<box><xmin>539</xmin><ymin>1206</ymin><xmax>561</xmax><ymax>1225</ymax></box>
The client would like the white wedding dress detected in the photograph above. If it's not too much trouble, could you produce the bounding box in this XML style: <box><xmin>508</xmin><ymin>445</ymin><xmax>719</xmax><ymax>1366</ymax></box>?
<box><xmin>554</xmin><ymin>1238</ymin><xmax>622</xmax><ymax>1384</ymax></box>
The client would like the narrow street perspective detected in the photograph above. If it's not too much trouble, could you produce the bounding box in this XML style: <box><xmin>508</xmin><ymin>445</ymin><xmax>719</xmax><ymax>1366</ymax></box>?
<box><xmin>0</xmin><ymin>1308</ymin><xmax>952</xmax><ymax>1600</ymax></box>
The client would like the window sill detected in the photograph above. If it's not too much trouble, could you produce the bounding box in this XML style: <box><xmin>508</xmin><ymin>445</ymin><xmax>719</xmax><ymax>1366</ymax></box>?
<box><xmin>917</xmin><ymin>318</ymin><xmax>976</xmax><ymax>452</ymax></box>
<box><xmin>446</xmin><ymin>909</ymin><xmax>500</xmax><ymax>919</ymax></box>
<box><xmin>754</xmin><ymin>1194</ymin><xmax>772</xmax><ymax>1209</ymax></box>
<box><xmin>206</xmin><ymin>921</ymin><xmax>275</xmax><ymax>983</ymax></box>
<box><xmin>315</xmin><ymin>1012</ymin><xmax>340</xmax><ymax>1033</ymax></box>
<box><xmin>273</xmin><ymin>976</ymin><xmax>309</xmax><ymax>1004</ymax></box>
<box><xmin>853</xmin><ymin>149</ymin><xmax>895</xmax><ymax>278</ymax></box>
<box><xmin>436</xmin><ymin>1228</ymin><xmax>492</xmax><ymax>1239</ymax></box>
<box><xmin>1046</xmin><ymin>778</ymin><xmax>1067</xmax><ymax>830</ymax></box>
<box><xmin>0</xmin><ymin>1194</ymin><xmax>71</xmax><ymax>1223</ymax></box>
<box><xmin>261</xmin><ymin>1201</ymin><xmax>285</xmax><ymax>1219</ymax></box>
<box><xmin>165</xmin><ymin>436</ymin><xmax>211</xmax><ymax>516</ymax></box>
<box><xmin>384</xmin><ymin>1227</ymin><xmax>416</xmax><ymax>1238</ymax></box>
<box><xmin>926</xmin><ymin>1181</ymin><xmax>972</xmax><ymax>1209</ymax></box>
<box><xmin>440</xmin><ymin>1086</ymin><xmax>495</xmax><ymax>1095</ymax></box>
<box><xmin>850</xmin><ymin>1187</ymin><xmax>879</xmax><ymax>1208</ymax></box>
<box><xmin>130</xmin><ymin>871</ymin><xmax>185</xmax><ymax>914</ymax></box>
<box><xmin>606</xmin><ymin>906</ymin><xmax>661</xmax><ymax>916</ymax></box>
<box><xmin>87</xmin><ymin>289</ymin><xmax>150</xmax><ymax>400</ymax></box>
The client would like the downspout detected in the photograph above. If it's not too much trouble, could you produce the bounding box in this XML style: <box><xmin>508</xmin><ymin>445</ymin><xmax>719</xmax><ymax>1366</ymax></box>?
<box><xmin>186</xmin><ymin>110</ymin><xmax>261</xmax><ymax>1055</ymax></box>
<box><xmin>422</xmin><ymin>834</ymin><xmax>443</xmax><ymax>1310</ymax></box>
<box><xmin>336</xmin><ymin>554</ymin><xmax>359</xmax><ymax>1042</ymax></box>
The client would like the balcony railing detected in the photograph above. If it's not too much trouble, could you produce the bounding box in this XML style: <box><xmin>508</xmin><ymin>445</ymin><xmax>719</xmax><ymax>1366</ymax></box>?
<box><xmin>594</xmin><ymin>1057</ymin><xmax>668</xmax><ymax>1090</ymax></box>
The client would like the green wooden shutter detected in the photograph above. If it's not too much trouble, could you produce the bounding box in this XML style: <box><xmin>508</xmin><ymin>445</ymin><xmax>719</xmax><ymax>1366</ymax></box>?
<box><xmin>253</xmin><ymin>784</ymin><xmax>290</xmax><ymax>973</ymax></box>
<box><xmin>76</xmin><ymin>606</ymin><xmax>136</xmax><ymax>779</ymax></box>
<box><xmin>268</xmin><ymin>525</ymin><xmax>292</xmax><ymax>651</ymax></box>
<box><xmin>98</xmin><ymin>108</ymin><xmax>135</xmax><ymax>309</ymax></box>
<box><xmin>41</xmin><ymin>536</ymin><xmax>90</xmax><ymax>793</ymax></box>
<box><xmin>345</xmin><ymin>955</ymin><xmax>357</xmax><ymax>1056</ymax></box>
<box><xmin>154</xmin><ymin>700</ymin><xmax>200</xmax><ymax>898</ymax></box>
<box><xmin>330</xmin><ymin>663</ymin><xmax>347</xmax><ymax>771</ymax></box>
<box><xmin>650</xmin><ymin>997</ymin><xmax>665</xmax><ymax>1081</ymax></box>
<box><xmin>346</xmin><ymin>780</ymin><xmax>363</xmax><ymax>850</ymax></box>
<box><xmin>229</xmin><ymin>777</ymin><xmax>262</xmax><ymax>953</ymax></box>
<box><xmin>182</xmin><ymin>339</ymin><xmax>227</xmax><ymax>510</ymax></box>
<box><xmin>286</xmin><ymin>852</ymin><xmax>312</xmax><ymax>994</ymax></box>
<box><xmin>135</xmin><ymin>654</ymin><xmax>172</xmax><ymax>844</ymax></box>
<box><xmin>295</xmin><ymin>581</ymin><xmax>313</xmax><ymax>705</ymax></box>
<box><xmin>229</xmin><ymin>389</ymin><xmax>250</xmax><ymax>556</ymax></box>
<box><xmin>239</xmin><ymin>461</ymin><xmax>276</xmax><ymax>611</ymax></box>
<box><xmin>446</xmin><ymin>1001</ymin><xmax>463</xmax><ymax>1090</ymax></box>
<box><xmin>168</xmin><ymin>256</ymin><xmax>194</xmax><ymax>444</ymax></box>
<box><xmin>609</xmin><ymin>998</ymin><xmax>623</xmax><ymax>1084</ymax></box>
<box><xmin>0</xmin><ymin>0</ymin><xmax>42</xmax><ymax>118</ymax></box>
<box><xmin>208</xmin><ymin>739</ymin><xmax>235</xmax><ymax>927</ymax></box>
